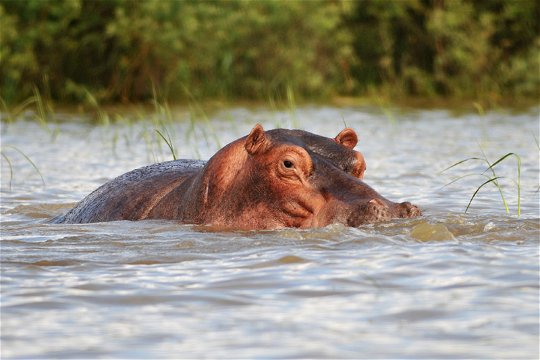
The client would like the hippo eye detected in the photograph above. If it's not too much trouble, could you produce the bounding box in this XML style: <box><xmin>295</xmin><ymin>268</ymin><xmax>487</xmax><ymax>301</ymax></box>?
<box><xmin>283</xmin><ymin>160</ymin><xmax>294</xmax><ymax>168</ymax></box>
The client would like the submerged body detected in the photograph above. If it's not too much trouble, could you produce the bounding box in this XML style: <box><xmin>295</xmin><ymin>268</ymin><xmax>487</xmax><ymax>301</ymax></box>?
<box><xmin>54</xmin><ymin>125</ymin><xmax>420</xmax><ymax>229</ymax></box>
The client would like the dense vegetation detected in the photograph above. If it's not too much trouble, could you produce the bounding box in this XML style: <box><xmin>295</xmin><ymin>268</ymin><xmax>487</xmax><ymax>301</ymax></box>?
<box><xmin>1</xmin><ymin>0</ymin><xmax>538</xmax><ymax>105</ymax></box>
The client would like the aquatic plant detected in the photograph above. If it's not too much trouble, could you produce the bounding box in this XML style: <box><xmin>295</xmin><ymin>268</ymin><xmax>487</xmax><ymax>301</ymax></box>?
<box><xmin>84</xmin><ymin>89</ymin><xmax>110</xmax><ymax>125</ymax></box>
<box><xmin>0</xmin><ymin>145</ymin><xmax>45</xmax><ymax>191</ymax></box>
<box><xmin>0</xmin><ymin>95</ymin><xmax>34</xmax><ymax>123</ymax></box>
<box><xmin>534</xmin><ymin>133</ymin><xmax>540</xmax><ymax>193</ymax></box>
<box><xmin>0</xmin><ymin>87</ymin><xmax>59</xmax><ymax>140</ymax></box>
<box><xmin>128</xmin><ymin>86</ymin><xmax>222</xmax><ymax>162</ymax></box>
<box><xmin>149</xmin><ymin>87</ymin><xmax>178</xmax><ymax>161</ymax></box>
<box><xmin>155</xmin><ymin>129</ymin><xmax>177</xmax><ymax>161</ymax></box>
<box><xmin>442</xmin><ymin>150</ymin><xmax>521</xmax><ymax>216</ymax></box>
<box><xmin>33</xmin><ymin>85</ymin><xmax>55</xmax><ymax>127</ymax></box>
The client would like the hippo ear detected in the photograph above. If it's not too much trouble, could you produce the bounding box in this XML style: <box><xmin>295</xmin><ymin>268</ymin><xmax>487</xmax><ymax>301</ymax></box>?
<box><xmin>335</xmin><ymin>128</ymin><xmax>358</xmax><ymax>149</ymax></box>
<box><xmin>245</xmin><ymin>124</ymin><xmax>269</xmax><ymax>155</ymax></box>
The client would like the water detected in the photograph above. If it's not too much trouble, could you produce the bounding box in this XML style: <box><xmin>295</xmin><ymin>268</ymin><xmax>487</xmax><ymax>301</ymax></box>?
<box><xmin>1</xmin><ymin>105</ymin><xmax>539</xmax><ymax>359</ymax></box>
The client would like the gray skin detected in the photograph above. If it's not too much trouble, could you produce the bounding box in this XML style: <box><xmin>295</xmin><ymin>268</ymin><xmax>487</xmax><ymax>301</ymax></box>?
<box><xmin>52</xmin><ymin>125</ymin><xmax>420</xmax><ymax>229</ymax></box>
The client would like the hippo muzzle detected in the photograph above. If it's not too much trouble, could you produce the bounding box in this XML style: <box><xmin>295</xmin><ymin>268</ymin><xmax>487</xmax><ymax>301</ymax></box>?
<box><xmin>345</xmin><ymin>198</ymin><xmax>422</xmax><ymax>227</ymax></box>
<box><xmin>309</xmin><ymin>157</ymin><xmax>422</xmax><ymax>227</ymax></box>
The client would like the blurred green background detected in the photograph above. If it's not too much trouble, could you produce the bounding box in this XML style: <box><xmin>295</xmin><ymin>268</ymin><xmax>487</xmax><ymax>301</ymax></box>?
<box><xmin>1</xmin><ymin>0</ymin><xmax>538</xmax><ymax>105</ymax></box>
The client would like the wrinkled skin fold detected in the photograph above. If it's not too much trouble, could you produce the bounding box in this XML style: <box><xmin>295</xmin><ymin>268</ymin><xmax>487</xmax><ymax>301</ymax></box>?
<box><xmin>53</xmin><ymin>125</ymin><xmax>421</xmax><ymax>229</ymax></box>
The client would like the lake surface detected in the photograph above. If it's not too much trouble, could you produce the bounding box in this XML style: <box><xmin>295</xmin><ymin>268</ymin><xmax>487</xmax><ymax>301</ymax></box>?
<box><xmin>1</xmin><ymin>105</ymin><xmax>539</xmax><ymax>359</ymax></box>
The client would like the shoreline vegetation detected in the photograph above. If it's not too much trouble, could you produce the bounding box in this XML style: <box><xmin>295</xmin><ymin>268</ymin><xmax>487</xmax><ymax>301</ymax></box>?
<box><xmin>1</xmin><ymin>0</ymin><xmax>539</xmax><ymax>111</ymax></box>
<box><xmin>2</xmin><ymin>91</ymin><xmax>538</xmax><ymax>126</ymax></box>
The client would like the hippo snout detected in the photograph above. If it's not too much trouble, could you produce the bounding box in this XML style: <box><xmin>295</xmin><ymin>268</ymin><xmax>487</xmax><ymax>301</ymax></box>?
<box><xmin>346</xmin><ymin>199</ymin><xmax>421</xmax><ymax>227</ymax></box>
<box><xmin>397</xmin><ymin>201</ymin><xmax>422</xmax><ymax>218</ymax></box>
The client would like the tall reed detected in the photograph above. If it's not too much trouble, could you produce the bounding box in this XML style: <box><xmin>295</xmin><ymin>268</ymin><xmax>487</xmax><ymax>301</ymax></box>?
<box><xmin>442</xmin><ymin>150</ymin><xmax>522</xmax><ymax>216</ymax></box>
<box><xmin>0</xmin><ymin>145</ymin><xmax>45</xmax><ymax>191</ymax></box>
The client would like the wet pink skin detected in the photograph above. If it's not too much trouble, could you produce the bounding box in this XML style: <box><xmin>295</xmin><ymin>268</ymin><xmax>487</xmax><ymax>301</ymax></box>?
<box><xmin>54</xmin><ymin>124</ymin><xmax>420</xmax><ymax>229</ymax></box>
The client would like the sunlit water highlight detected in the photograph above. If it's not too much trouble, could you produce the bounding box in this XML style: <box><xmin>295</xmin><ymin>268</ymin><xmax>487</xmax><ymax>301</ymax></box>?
<box><xmin>1</xmin><ymin>106</ymin><xmax>539</xmax><ymax>358</ymax></box>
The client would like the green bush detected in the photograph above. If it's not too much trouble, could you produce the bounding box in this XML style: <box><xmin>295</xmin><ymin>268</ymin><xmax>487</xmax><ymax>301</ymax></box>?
<box><xmin>0</xmin><ymin>0</ymin><xmax>538</xmax><ymax>104</ymax></box>
<box><xmin>347</xmin><ymin>0</ymin><xmax>540</xmax><ymax>100</ymax></box>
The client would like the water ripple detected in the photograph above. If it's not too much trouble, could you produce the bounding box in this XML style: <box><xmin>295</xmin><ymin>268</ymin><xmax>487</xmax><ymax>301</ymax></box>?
<box><xmin>1</xmin><ymin>108</ymin><xmax>539</xmax><ymax>359</ymax></box>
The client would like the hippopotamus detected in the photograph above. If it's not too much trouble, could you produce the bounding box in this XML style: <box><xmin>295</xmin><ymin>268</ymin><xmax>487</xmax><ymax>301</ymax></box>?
<box><xmin>53</xmin><ymin>125</ymin><xmax>420</xmax><ymax>229</ymax></box>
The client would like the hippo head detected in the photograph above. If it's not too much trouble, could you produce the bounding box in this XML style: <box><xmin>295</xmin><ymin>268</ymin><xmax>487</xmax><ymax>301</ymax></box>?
<box><xmin>199</xmin><ymin>124</ymin><xmax>420</xmax><ymax>229</ymax></box>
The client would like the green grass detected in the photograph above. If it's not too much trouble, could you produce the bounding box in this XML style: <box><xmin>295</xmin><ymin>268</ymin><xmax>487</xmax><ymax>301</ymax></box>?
<box><xmin>442</xmin><ymin>150</ymin><xmax>522</xmax><ymax>216</ymax></box>
<box><xmin>1</xmin><ymin>87</ymin><xmax>62</xmax><ymax>143</ymax></box>
<box><xmin>534</xmin><ymin>133</ymin><xmax>540</xmax><ymax>193</ymax></box>
<box><xmin>155</xmin><ymin>129</ymin><xmax>177</xmax><ymax>160</ymax></box>
<box><xmin>0</xmin><ymin>145</ymin><xmax>45</xmax><ymax>191</ymax></box>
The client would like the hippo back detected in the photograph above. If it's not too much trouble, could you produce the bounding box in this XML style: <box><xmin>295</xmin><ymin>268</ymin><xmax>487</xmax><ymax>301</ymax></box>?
<box><xmin>52</xmin><ymin>160</ymin><xmax>206</xmax><ymax>223</ymax></box>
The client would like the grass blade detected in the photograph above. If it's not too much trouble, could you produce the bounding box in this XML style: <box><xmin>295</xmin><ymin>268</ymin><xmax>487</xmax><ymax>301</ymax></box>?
<box><xmin>439</xmin><ymin>157</ymin><xmax>484</xmax><ymax>174</ymax></box>
<box><xmin>483</xmin><ymin>152</ymin><xmax>518</xmax><ymax>173</ymax></box>
<box><xmin>155</xmin><ymin>129</ymin><xmax>177</xmax><ymax>160</ymax></box>
<box><xmin>465</xmin><ymin>176</ymin><xmax>504</xmax><ymax>213</ymax></box>
<box><xmin>442</xmin><ymin>173</ymin><xmax>487</xmax><ymax>188</ymax></box>
<box><xmin>479</xmin><ymin>148</ymin><xmax>510</xmax><ymax>213</ymax></box>
<box><xmin>1</xmin><ymin>151</ymin><xmax>13</xmax><ymax>191</ymax></box>
<box><xmin>2</xmin><ymin>145</ymin><xmax>45</xmax><ymax>186</ymax></box>
<box><xmin>483</xmin><ymin>152</ymin><xmax>521</xmax><ymax>216</ymax></box>
<box><xmin>1</xmin><ymin>96</ymin><xmax>37</xmax><ymax>122</ymax></box>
